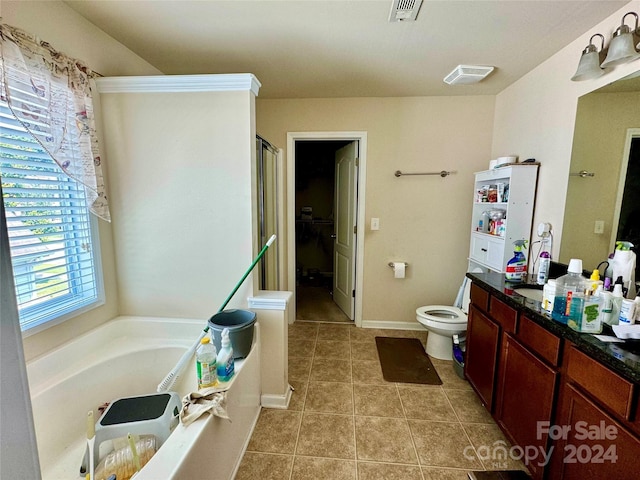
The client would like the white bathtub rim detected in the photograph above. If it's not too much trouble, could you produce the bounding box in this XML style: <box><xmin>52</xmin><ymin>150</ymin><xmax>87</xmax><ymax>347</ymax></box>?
<box><xmin>27</xmin><ymin>316</ymin><xmax>208</xmax><ymax>394</ymax></box>
<box><xmin>32</xmin><ymin>318</ymin><xmax>261</xmax><ymax>480</ymax></box>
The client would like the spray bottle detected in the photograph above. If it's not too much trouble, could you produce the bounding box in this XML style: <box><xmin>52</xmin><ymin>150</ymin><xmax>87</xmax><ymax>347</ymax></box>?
<box><xmin>611</xmin><ymin>241</ymin><xmax>636</xmax><ymax>298</ymax></box>
<box><xmin>216</xmin><ymin>328</ymin><xmax>235</xmax><ymax>382</ymax></box>
<box><xmin>506</xmin><ymin>240</ymin><xmax>528</xmax><ymax>283</ymax></box>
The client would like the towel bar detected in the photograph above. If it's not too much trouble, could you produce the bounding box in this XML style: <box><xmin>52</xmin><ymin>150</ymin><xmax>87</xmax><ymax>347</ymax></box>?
<box><xmin>395</xmin><ymin>170</ymin><xmax>456</xmax><ymax>178</ymax></box>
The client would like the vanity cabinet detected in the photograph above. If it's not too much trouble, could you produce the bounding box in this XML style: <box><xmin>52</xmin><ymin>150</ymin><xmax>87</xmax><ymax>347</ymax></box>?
<box><xmin>550</xmin><ymin>383</ymin><xmax>640</xmax><ymax>479</ymax></box>
<box><xmin>465</xmin><ymin>279</ymin><xmax>640</xmax><ymax>479</ymax></box>
<box><xmin>468</xmin><ymin>165</ymin><xmax>538</xmax><ymax>273</ymax></box>
<box><xmin>464</xmin><ymin>284</ymin><xmax>518</xmax><ymax>413</ymax></box>
<box><xmin>465</xmin><ymin>304</ymin><xmax>500</xmax><ymax>410</ymax></box>
<box><xmin>547</xmin><ymin>344</ymin><xmax>640</xmax><ymax>479</ymax></box>
<box><xmin>495</xmin><ymin>318</ymin><xmax>561</xmax><ymax>480</ymax></box>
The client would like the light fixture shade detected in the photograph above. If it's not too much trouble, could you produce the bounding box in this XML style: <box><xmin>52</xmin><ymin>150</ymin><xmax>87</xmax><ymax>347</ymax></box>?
<box><xmin>601</xmin><ymin>13</ymin><xmax>640</xmax><ymax>68</ymax></box>
<box><xmin>571</xmin><ymin>46</ymin><xmax>604</xmax><ymax>81</ymax></box>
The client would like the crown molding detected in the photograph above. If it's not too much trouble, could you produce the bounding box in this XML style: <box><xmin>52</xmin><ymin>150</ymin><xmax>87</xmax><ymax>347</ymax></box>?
<box><xmin>95</xmin><ymin>74</ymin><xmax>261</xmax><ymax>95</ymax></box>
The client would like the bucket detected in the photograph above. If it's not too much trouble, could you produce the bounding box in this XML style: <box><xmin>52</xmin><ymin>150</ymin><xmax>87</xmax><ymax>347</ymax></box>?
<box><xmin>208</xmin><ymin>309</ymin><xmax>256</xmax><ymax>359</ymax></box>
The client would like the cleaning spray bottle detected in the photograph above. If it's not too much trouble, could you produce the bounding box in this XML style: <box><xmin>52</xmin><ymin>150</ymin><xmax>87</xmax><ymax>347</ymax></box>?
<box><xmin>216</xmin><ymin>328</ymin><xmax>235</xmax><ymax>382</ymax></box>
<box><xmin>506</xmin><ymin>240</ymin><xmax>528</xmax><ymax>283</ymax></box>
<box><xmin>536</xmin><ymin>222</ymin><xmax>553</xmax><ymax>285</ymax></box>
<box><xmin>611</xmin><ymin>241</ymin><xmax>636</xmax><ymax>298</ymax></box>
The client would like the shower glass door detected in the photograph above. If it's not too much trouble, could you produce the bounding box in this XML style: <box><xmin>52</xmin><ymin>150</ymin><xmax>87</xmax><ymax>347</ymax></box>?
<box><xmin>256</xmin><ymin>136</ymin><xmax>279</xmax><ymax>290</ymax></box>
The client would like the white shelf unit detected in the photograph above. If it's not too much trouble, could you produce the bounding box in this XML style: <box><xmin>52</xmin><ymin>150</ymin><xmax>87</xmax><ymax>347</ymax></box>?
<box><xmin>468</xmin><ymin>165</ymin><xmax>539</xmax><ymax>273</ymax></box>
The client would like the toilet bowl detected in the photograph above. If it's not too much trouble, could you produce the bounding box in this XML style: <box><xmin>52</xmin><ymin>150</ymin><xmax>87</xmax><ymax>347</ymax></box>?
<box><xmin>416</xmin><ymin>277</ymin><xmax>472</xmax><ymax>360</ymax></box>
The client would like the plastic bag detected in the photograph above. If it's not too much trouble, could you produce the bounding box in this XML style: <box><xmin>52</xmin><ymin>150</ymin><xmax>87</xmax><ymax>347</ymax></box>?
<box><xmin>94</xmin><ymin>434</ymin><xmax>156</xmax><ymax>480</ymax></box>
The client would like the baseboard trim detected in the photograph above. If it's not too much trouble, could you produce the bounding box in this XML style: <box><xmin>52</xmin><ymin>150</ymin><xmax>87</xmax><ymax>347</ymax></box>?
<box><xmin>261</xmin><ymin>384</ymin><xmax>293</xmax><ymax>409</ymax></box>
<box><xmin>231</xmin><ymin>405</ymin><xmax>262</xmax><ymax>480</ymax></box>
<box><xmin>360</xmin><ymin>320</ymin><xmax>425</xmax><ymax>331</ymax></box>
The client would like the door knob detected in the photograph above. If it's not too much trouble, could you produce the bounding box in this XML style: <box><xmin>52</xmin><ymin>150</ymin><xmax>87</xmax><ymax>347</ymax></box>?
<box><xmin>330</xmin><ymin>234</ymin><xmax>337</xmax><ymax>238</ymax></box>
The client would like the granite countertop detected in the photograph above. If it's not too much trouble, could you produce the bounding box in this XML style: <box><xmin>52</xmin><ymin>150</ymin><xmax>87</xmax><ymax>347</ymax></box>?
<box><xmin>467</xmin><ymin>271</ymin><xmax>640</xmax><ymax>384</ymax></box>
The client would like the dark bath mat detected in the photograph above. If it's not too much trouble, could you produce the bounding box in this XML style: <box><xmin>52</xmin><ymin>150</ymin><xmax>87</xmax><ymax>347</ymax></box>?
<box><xmin>375</xmin><ymin>337</ymin><xmax>442</xmax><ymax>385</ymax></box>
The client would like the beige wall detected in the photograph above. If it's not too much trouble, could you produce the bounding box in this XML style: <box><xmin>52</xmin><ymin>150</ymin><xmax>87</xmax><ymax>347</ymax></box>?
<box><xmin>257</xmin><ymin>96</ymin><xmax>496</xmax><ymax>324</ymax></box>
<box><xmin>2</xmin><ymin>0</ymin><xmax>162</xmax><ymax>360</ymax></box>
<box><xmin>9</xmin><ymin>0</ymin><xmax>639</xmax><ymax>353</ymax></box>
<box><xmin>492</xmin><ymin>0</ymin><xmax>640</xmax><ymax>267</ymax></box>
<box><xmin>560</xmin><ymin>92</ymin><xmax>640</xmax><ymax>270</ymax></box>
<box><xmin>100</xmin><ymin>89</ymin><xmax>258</xmax><ymax>318</ymax></box>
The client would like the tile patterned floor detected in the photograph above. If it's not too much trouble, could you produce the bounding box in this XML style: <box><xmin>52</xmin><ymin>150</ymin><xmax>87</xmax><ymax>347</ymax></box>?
<box><xmin>236</xmin><ymin>322</ymin><xmax>528</xmax><ymax>480</ymax></box>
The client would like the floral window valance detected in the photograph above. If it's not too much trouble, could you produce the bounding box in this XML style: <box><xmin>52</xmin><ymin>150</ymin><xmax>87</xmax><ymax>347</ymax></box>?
<box><xmin>0</xmin><ymin>23</ymin><xmax>110</xmax><ymax>221</ymax></box>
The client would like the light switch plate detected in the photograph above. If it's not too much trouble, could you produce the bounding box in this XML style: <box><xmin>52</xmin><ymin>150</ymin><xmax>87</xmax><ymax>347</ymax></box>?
<box><xmin>371</xmin><ymin>218</ymin><xmax>380</xmax><ymax>231</ymax></box>
<box><xmin>594</xmin><ymin>220</ymin><xmax>604</xmax><ymax>234</ymax></box>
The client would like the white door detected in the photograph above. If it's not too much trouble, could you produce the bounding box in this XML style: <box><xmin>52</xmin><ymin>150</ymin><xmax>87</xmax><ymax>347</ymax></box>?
<box><xmin>333</xmin><ymin>142</ymin><xmax>358</xmax><ymax>319</ymax></box>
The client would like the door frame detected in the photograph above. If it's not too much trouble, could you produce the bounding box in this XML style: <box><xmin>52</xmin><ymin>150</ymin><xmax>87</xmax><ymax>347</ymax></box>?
<box><xmin>286</xmin><ymin>131</ymin><xmax>367</xmax><ymax>327</ymax></box>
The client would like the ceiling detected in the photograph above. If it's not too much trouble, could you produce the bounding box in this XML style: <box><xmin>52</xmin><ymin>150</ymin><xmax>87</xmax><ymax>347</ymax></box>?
<box><xmin>64</xmin><ymin>0</ymin><xmax>629</xmax><ymax>99</ymax></box>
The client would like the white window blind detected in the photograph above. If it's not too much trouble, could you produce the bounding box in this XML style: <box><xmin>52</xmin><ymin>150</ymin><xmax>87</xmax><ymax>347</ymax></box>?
<box><xmin>1</xmin><ymin>101</ymin><xmax>102</xmax><ymax>332</ymax></box>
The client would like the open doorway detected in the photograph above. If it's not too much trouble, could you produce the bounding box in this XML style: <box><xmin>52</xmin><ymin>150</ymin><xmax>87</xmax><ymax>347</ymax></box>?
<box><xmin>295</xmin><ymin>140</ymin><xmax>351</xmax><ymax>322</ymax></box>
<box><xmin>287</xmin><ymin>132</ymin><xmax>367</xmax><ymax>326</ymax></box>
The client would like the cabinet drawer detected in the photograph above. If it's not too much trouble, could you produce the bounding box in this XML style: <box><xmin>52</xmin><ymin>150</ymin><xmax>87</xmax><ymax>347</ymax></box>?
<box><xmin>489</xmin><ymin>296</ymin><xmax>518</xmax><ymax>334</ymax></box>
<box><xmin>470</xmin><ymin>283</ymin><xmax>489</xmax><ymax>312</ymax></box>
<box><xmin>566</xmin><ymin>345</ymin><xmax>634</xmax><ymax>420</ymax></box>
<box><xmin>517</xmin><ymin>315</ymin><xmax>561</xmax><ymax>367</ymax></box>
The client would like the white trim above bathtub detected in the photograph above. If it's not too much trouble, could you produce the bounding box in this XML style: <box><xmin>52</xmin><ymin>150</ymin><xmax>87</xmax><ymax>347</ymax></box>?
<box><xmin>95</xmin><ymin>74</ymin><xmax>261</xmax><ymax>95</ymax></box>
<box><xmin>248</xmin><ymin>291</ymin><xmax>291</xmax><ymax>310</ymax></box>
<box><xmin>361</xmin><ymin>320</ymin><xmax>426</xmax><ymax>331</ymax></box>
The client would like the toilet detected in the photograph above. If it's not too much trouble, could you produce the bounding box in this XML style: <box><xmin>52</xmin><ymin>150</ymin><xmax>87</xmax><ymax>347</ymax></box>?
<box><xmin>416</xmin><ymin>277</ymin><xmax>472</xmax><ymax>360</ymax></box>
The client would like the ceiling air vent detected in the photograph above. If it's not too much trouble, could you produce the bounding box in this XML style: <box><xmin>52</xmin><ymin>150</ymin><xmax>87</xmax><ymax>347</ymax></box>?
<box><xmin>389</xmin><ymin>0</ymin><xmax>423</xmax><ymax>22</ymax></box>
<box><xmin>443</xmin><ymin>65</ymin><xmax>495</xmax><ymax>85</ymax></box>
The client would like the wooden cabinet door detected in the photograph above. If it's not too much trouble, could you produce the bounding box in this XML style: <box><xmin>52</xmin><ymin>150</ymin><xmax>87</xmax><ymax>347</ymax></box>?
<box><xmin>549</xmin><ymin>383</ymin><xmax>640</xmax><ymax>479</ymax></box>
<box><xmin>495</xmin><ymin>334</ymin><xmax>558</xmax><ymax>479</ymax></box>
<box><xmin>465</xmin><ymin>304</ymin><xmax>500</xmax><ymax>412</ymax></box>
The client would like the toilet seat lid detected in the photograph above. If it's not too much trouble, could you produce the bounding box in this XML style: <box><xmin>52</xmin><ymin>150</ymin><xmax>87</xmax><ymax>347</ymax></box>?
<box><xmin>416</xmin><ymin>305</ymin><xmax>466</xmax><ymax>322</ymax></box>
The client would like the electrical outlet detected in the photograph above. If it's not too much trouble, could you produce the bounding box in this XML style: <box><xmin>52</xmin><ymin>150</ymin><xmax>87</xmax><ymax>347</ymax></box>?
<box><xmin>371</xmin><ymin>218</ymin><xmax>380</xmax><ymax>231</ymax></box>
<box><xmin>594</xmin><ymin>220</ymin><xmax>605</xmax><ymax>234</ymax></box>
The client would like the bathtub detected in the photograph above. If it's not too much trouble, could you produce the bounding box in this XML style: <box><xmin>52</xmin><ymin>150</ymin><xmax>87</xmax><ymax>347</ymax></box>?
<box><xmin>26</xmin><ymin>316</ymin><xmax>261</xmax><ymax>480</ymax></box>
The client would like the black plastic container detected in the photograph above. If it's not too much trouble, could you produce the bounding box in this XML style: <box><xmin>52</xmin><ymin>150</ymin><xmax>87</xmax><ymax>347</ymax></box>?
<box><xmin>208</xmin><ymin>309</ymin><xmax>256</xmax><ymax>359</ymax></box>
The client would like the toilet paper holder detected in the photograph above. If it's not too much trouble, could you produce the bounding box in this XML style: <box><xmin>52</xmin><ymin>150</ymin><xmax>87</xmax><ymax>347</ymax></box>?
<box><xmin>388</xmin><ymin>262</ymin><xmax>409</xmax><ymax>268</ymax></box>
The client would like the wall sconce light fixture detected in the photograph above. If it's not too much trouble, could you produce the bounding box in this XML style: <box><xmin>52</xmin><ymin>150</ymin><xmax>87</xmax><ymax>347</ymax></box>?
<box><xmin>571</xmin><ymin>34</ymin><xmax>605</xmax><ymax>81</ymax></box>
<box><xmin>600</xmin><ymin>12</ymin><xmax>640</xmax><ymax>68</ymax></box>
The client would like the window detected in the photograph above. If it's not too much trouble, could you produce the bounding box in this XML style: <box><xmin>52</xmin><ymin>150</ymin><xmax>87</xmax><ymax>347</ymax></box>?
<box><xmin>1</xmin><ymin>101</ymin><xmax>103</xmax><ymax>333</ymax></box>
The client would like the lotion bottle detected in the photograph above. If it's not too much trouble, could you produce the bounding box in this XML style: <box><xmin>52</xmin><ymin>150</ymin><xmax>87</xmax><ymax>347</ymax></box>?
<box><xmin>610</xmin><ymin>284</ymin><xmax>624</xmax><ymax>326</ymax></box>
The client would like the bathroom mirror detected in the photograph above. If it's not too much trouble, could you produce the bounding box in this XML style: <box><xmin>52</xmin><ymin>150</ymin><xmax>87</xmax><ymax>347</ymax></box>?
<box><xmin>559</xmin><ymin>69</ymin><xmax>640</xmax><ymax>275</ymax></box>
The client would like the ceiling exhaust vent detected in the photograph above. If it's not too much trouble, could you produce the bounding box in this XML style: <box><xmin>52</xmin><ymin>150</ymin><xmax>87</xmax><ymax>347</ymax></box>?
<box><xmin>389</xmin><ymin>0</ymin><xmax>423</xmax><ymax>22</ymax></box>
<box><xmin>443</xmin><ymin>65</ymin><xmax>495</xmax><ymax>85</ymax></box>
